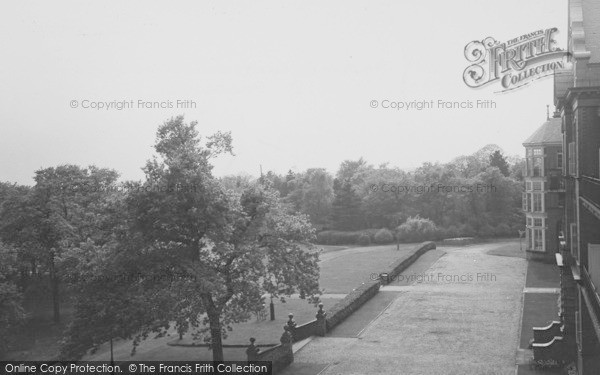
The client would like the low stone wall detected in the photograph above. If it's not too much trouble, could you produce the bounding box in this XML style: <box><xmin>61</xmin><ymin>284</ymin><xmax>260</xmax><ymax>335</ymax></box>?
<box><xmin>255</xmin><ymin>343</ymin><xmax>293</xmax><ymax>373</ymax></box>
<box><xmin>325</xmin><ymin>280</ymin><xmax>380</xmax><ymax>331</ymax></box>
<box><xmin>293</xmin><ymin>319</ymin><xmax>317</xmax><ymax>342</ymax></box>
<box><xmin>381</xmin><ymin>241</ymin><xmax>436</xmax><ymax>285</ymax></box>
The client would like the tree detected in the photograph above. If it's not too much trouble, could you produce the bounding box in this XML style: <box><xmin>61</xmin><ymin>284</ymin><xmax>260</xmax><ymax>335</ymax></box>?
<box><xmin>336</xmin><ymin>158</ymin><xmax>371</xmax><ymax>187</ymax></box>
<box><xmin>395</xmin><ymin>216</ymin><xmax>437</xmax><ymax>243</ymax></box>
<box><xmin>507</xmin><ymin>155</ymin><xmax>526</xmax><ymax>181</ymax></box>
<box><xmin>330</xmin><ymin>179</ymin><xmax>363</xmax><ymax>230</ymax></box>
<box><xmin>0</xmin><ymin>166</ymin><xmax>121</xmax><ymax>324</ymax></box>
<box><xmin>489</xmin><ymin>150</ymin><xmax>510</xmax><ymax>177</ymax></box>
<box><xmin>450</xmin><ymin>144</ymin><xmax>502</xmax><ymax>178</ymax></box>
<box><xmin>284</xmin><ymin>169</ymin><xmax>334</xmax><ymax>228</ymax></box>
<box><xmin>358</xmin><ymin>166</ymin><xmax>409</xmax><ymax>228</ymax></box>
<box><xmin>0</xmin><ymin>241</ymin><xmax>25</xmax><ymax>356</ymax></box>
<box><xmin>117</xmin><ymin>116</ymin><xmax>320</xmax><ymax>361</ymax></box>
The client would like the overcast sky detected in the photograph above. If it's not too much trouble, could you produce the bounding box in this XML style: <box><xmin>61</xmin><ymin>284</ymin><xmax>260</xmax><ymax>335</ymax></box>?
<box><xmin>0</xmin><ymin>0</ymin><xmax>567</xmax><ymax>185</ymax></box>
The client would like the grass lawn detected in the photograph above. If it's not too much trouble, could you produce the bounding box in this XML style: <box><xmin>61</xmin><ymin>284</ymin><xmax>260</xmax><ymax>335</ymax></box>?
<box><xmin>318</xmin><ymin>243</ymin><xmax>419</xmax><ymax>294</ymax></box>
<box><xmin>485</xmin><ymin>238</ymin><xmax>526</xmax><ymax>258</ymax></box>
<box><xmin>84</xmin><ymin>297</ymin><xmax>342</xmax><ymax>361</ymax></box>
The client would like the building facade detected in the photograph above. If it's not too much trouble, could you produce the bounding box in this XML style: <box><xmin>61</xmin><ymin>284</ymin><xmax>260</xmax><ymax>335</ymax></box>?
<box><xmin>553</xmin><ymin>0</ymin><xmax>600</xmax><ymax>372</ymax></box>
<box><xmin>522</xmin><ymin>117</ymin><xmax>564</xmax><ymax>259</ymax></box>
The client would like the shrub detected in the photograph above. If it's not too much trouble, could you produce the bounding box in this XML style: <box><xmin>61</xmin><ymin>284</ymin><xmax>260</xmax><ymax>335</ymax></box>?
<box><xmin>495</xmin><ymin>223</ymin><xmax>511</xmax><ymax>237</ymax></box>
<box><xmin>316</xmin><ymin>230</ymin><xmax>361</xmax><ymax>245</ymax></box>
<box><xmin>395</xmin><ymin>216</ymin><xmax>437</xmax><ymax>243</ymax></box>
<box><xmin>357</xmin><ymin>233</ymin><xmax>371</xmax><ymax>246</ymax></box>
<box><xmin>374</xmin><ymin>228</ymin><xmax>394</xmax><ymax>244</ymax></box>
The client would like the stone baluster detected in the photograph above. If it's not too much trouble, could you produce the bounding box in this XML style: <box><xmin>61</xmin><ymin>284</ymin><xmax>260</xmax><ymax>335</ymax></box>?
<box><xmin>286</xmin><ymin>313</ymin><xmax>297</xmax><ymax>341</ymax></box>
<box><xmin>246</xmin><ymin>337</ymin><xmax>260</xmax><ymax>361</ymax></box>
<box><xmin>315</xmin><ymin>303</ymin><xmax>327</xmax><ymax>336</ymax></box>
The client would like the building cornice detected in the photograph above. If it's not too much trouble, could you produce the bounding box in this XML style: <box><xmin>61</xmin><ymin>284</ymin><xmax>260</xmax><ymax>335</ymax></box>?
<box><xmin>565</xmin><ymin>86</ymin><xmax>600</xmax><ymax>105</ymax></box>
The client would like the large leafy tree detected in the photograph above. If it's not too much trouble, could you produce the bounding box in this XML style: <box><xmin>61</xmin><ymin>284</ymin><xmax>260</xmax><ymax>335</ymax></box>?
<box><xmin>489</xmin><ymin>150</ymin><xmax>510</xmax><ymax>177</ymax></box>
<box><xmin>358</xmin><ymin>166</ymin><xmax>409</xmax><ymax>228</ymax></box>
<box><xmin>0</xmin><ymin>166</ymin><xmax>120</xmax><ymax>324</ymax></box>
<box><xmin>330</xmin><ymin>178</ymin><xmax>363</xmax><ymax>230</ymax></box>
<box><xmin>0</xmin><ymin>241</ymin><xmax>25</xmax><ymax>356</ymax></box>
<box><xmin>119</xmin><ymin>116</ymin><xmax>320</xmax><ymax>361</ymax></box>
<box><xmin>284</xmin><ymin>168</ymin><xmax>334</xmax><ymax>228</ymax></box>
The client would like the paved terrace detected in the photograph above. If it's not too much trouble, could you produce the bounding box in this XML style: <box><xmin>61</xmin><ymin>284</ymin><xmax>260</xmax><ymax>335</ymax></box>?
<box><xmin>286</xmin><ymin>242</ymin><xmax>528</xmax><ymax>375</ymax></box>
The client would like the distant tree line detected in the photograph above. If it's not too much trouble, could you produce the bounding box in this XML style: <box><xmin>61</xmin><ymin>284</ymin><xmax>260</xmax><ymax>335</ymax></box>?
<box><xmin>261</xmin><ymin>146</ymin><xmax>524</xmax><ymax>244</ymax></box>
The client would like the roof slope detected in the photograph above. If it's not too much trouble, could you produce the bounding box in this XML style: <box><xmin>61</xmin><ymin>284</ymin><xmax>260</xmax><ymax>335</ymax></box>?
<box><xmin>523</xmin><ymin>118</ymin><xmax>562</xmax><ymax>145</ymax></box>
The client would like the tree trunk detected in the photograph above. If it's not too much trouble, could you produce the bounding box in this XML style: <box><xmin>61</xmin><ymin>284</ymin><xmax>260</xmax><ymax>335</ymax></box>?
<box><xmin>208</xmin><ymin>312</ymin><xmax>224</xmax><ymax>361</ymax></box>
<box><xmin>49</xmin><ymin>253</ymin><xmax>60</xmax><ymax>323</ymax></box>
<box><xmin>52</xmin><ymin>275</ymin><xmax>60</xmax><ymax>323</ymax></box>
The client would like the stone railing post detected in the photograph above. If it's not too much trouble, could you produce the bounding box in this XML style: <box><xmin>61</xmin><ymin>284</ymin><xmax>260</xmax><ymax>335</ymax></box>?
<box><xmin>286</xmin><ymin>313</ymin><xmax>297</xmax><ymax>341</ymax></box>
<box><xmin>315</xmin><ymin>303</ymin><xmax>327</xmax><ymax>336</ymax></box>
<box><xmin>280</xmin><ymin>325</ymin><xmax>294</xmax><ymax>364</ymax></box>
<box><xmin>246</xmin><ymin>337</ymin><xmax>260</xmax><ymax>361</ymax></box>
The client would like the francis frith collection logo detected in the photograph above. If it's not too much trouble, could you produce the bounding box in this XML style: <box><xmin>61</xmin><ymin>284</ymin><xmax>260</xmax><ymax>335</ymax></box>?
<box><xmin>463</xmin><ymin>27</ymin><xmax>568</xmax><ymax>92</ymax></box>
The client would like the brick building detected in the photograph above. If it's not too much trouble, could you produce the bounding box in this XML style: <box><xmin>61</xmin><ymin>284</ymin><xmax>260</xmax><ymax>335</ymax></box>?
<box><xmin>552</xmin><ymin>0</ymin><xmax>600</xmax><ymax>372</ymax></box>
<box><xmin>522</xmin><ymin>116</ymin><xmax>564</xmax><ymax>260</ymax></box>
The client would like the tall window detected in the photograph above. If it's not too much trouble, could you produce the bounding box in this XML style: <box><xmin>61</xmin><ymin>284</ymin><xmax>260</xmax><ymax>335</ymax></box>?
<box><xmin>568</xmin><ymin>142</ymin><xmax>577</xmax><ymax>176</ymax></box>
<box><xmin>526</xmin><ymin>148</ymin><xmax>543</xmax><ymax>177</ymax></box>
<box><xmin>533</xmin><ymin>229</ymin><xmax>544</xmax><ymax>251</ymax></box>
<box><xmin>557</xmin><ymin>152</ymin><xmax>563</xmax><ymax>170</ymax></box>
<box><xmin>532</xmin><ymin>193</ymin><xmax>542</xmax><ymax>212</ymax></box>
<box><xmin>570</xmin><ymin>223</ymin><xmax>579</xmax><ymax>261</ymax></box>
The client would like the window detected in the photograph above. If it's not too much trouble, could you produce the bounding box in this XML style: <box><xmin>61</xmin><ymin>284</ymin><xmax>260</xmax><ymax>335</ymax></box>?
<box><xmin>522</xmin><ymin>193</ymin><xmax>528</xmax><ymax>211</ymax></box>
<box><xmin>533</xmin><ymin>157</ymin><xmax>542</xmax><ymax>176</ymax></box>
<box><xmin>568</xmin><ymin>142</ymin><xmax>577</xmax><ymax>176</ymax></box>
<box><xmin>534</xmin><ymin>194</ymin><xmax>542</xmax><ymax>211</ymax></box>
<box><xmin>532</xmin><ymin>181</ymin><xmax>542</xmax><ymax>191</ymax></box>
<box><xmin>533</xmin><ymin>229</ymin><xmax>544</xmax><ymax>251</ymax></box>
<box><xmin>588</xmin><ymin>244</ymin><xmax>600</xmax><ymax>293</ymax></box>
<box><xmin>526</xmin><ymin>148</ymin><xmax>544</xmax><ymax>177</ymax></box>
<box><xmin>557</xmin><ymin>152</ymin><xmax>563</xmax><ymax>169</ymax></box>
<box><xmin>526</xmin><ymin>181</ymin><xmax>532</xmax><ymax>191</ymax></box>
<box><xmin>527</xmin><ymin>217</ymin><xmax>532</xmax><ymax>226</ymax></box>
<box><xmin>570</xmin><ymin>223</ymin><xmax>579</xmax><ymax>261</ymax></box>
<box><xmin>533</xmin><ymin>218</ymin><xmax>543</xmax><ymax>227</ymax></box>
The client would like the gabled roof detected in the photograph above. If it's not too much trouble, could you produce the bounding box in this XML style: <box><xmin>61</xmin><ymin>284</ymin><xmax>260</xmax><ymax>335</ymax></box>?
<box><xmin>523</xmin><ymin>117</ymin><xmax>562</xmax><ymax>146</ymax></box>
